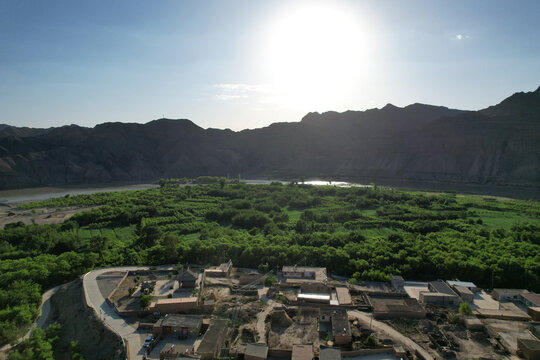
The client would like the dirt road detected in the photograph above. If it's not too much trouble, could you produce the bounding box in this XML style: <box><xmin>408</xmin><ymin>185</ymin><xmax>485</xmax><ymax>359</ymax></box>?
<box><xmin>256</xmin><ymin>287</ymin><xmax>280</xmax><ymax>343</ymax></box>
<box><xmin>348</xmin><ymin>310</ymin><xmax>434</xmax><ymax>360</ymax></box>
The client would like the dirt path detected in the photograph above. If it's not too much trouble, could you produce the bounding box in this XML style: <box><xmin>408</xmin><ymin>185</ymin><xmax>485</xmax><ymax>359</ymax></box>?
<box><xmin>348</xmin><ymin>310</ymin><xmax>434</xmax><ymax>360</ymax></box>
<box><xmin>256</xmin><ymin>287</ymin><xmax>279</xmax><ymax>343</ymax></box>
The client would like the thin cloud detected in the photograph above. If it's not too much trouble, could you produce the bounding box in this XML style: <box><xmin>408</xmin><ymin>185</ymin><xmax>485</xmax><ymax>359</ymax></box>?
<box><xmin>455</xmin><ymin>34</ymin><xmax>471</xmax><ymax>40</ymax></box>
<box><xmin>214</xmin><ymin>83</ymin><xmax>268</xmax><ymax>101</ymax></box>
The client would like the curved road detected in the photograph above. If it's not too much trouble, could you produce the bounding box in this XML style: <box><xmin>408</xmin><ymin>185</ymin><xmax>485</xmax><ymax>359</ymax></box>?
<box><xmin>348</xmin><ymin>310</ymin><xmax>434</xmax><ymax>360</ymax></box>
<box><xmin>83</xmin><ymin>266</ymin><xmax>149</xmax><ymax>360</ymax></box>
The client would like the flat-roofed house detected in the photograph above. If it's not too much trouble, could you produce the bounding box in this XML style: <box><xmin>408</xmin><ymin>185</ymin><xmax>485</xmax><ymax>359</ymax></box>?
<box><xmin>177</xmin><ymin>269</ymin><xmax>199</xmax><ymax>288</ymax></box>
<box><xmin>150</xmin><ymin>297</ymin><xmax>199</xmax><ymax>314</ymax></box>
<box><xmin>197</xmin><ymin>319</ymin><xmax>228</xmax><ymax>360</ymax></box>
<box><xmin>152</xmin><ymin>314</ymin><xmax>202</xmax><ymax>337</ymax></box>
<box><xmin>492</xmin><ymin>288</ymin><xmax>529</xmax><ymax>302</ymax></box>
<box><xmin>244</xmin><ymin>344</ymin><xmax>268</xmax><ymax>360</ymax></box>
<box><xmin>282</xmin><ymin>266</ymin><xmax>327</xmax><ymax>283</ymax></box>
<box><xmin>330</xmin><ymin>309</ymin><xmax>352</xmax><ymax>345</ymax></box>
<box><xmin>292</xmin><ymin>345</ymin><xmax>313</xmax><ymax>360</ymax></box>
<box><xmin>521</xmin><ymin>293</ymin><xmax>540</xmax><ymax>308</ymax></box>
<box><xmin>419</xmin><ymin>280</ymin><xmax>460</xmax><ymax>306</ymax></box>
<box><xmin>319</xmin><ymin>347</ymin><xmax>341</xmax><ymax>360</ymax></box>
<box><xmin>205</xmin><ymin>260</ymin><xmax>233</xmax><ymax>277</ymax></box>
<box><xmin>452</xmin><ymin>285</ymin><xmax>474</xmax><ymax>303</ymax></box>
<box><xmin>446</xmin><ymin>280</ymin><xmax>479</xmax><ymax>292</ymax></box>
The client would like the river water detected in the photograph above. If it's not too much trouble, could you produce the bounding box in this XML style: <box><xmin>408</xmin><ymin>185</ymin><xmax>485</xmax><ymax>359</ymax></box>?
<box><xmin>0</xmin><ymin>180</ymin><xmax>371</xmax><ymax>204</ymax></box>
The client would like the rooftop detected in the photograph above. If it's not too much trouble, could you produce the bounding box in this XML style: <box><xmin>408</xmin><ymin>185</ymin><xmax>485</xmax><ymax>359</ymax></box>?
<box><xmin>298</xmin><ymin>293</ymin><xmax>331</xmax><ymax>301</ymax></box>
<box><xmin>453</xmin><ymin>285</ymin><xmax>474</xmax><ymax>296</ymax></box>
<box><xmin>157</xmin><ymin>314</ymin><xmax>203</xmax><ymax>329</ymax></box>
<box><xmin>446</xmin><ymin>280</ymin><xmax>477</xmax><ymax>288</ymax></box>
<box><xmin>291</xmin><ymin>345</ymin><xmax>313</xmax><ymax>360</ymax></box>
<box><xmin>518</xmin><ymin>338</ymin><xmax>540</xmax><ymax>351</ymax></box>
<box><xmin>177</xmin><ymin>269</ymin><xmax>198</xmax><ymax>281</ymax></box>
<box><xmin>245</xmin><ymin>344</ymin><xmax>269</xmax><ymax>359</ymax></box>
<box><xmin>493</xmin><ymin>288</ymin><xmax>529</xmax><ymax>294</ymax></box>
<box><xmin>197</xmin><ymin>319</ymin><xmax>228</xmax><ymax>354</ymax></box>
<box><xmin>335</xmin><ymin>287</ymin><xmax>352</xmax><ymax>305</ymax></box>
<box><xmin>522</xmin><ymin>292</ymin><xmax>540</xmax><ymax>306</ymax></box>
<box><xmin>319</xmin><ymin>347</ymin><xmax>341</xmax><ymax>360</ymax></box>
<box><xmin>429</xmin><ymin>280</ymin><xmax>458</xmax><ymax>296</ymax></box>
<box><xmin>155</xmin><ymin>297</ymin><xmax>198</xmax><ymax>304</ymax></box>
<box><xmin>369</xmin><ymin>296</ymin><xmax>426</xmax><ymax>316</ymax></box>
<box><xmin>330</xmin><ymin>309</ymin><xmax>350</xmax><ymax>337</ymax></box>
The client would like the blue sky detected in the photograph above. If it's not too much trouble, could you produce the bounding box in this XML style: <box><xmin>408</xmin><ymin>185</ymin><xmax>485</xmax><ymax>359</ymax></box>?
<box><xmin>1</xmin><ymin>0</ymin><xmax>539</xmax><ymax>130</ymax></box>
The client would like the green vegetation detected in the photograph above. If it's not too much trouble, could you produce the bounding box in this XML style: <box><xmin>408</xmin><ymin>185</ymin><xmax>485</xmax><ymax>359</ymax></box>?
<box><xmin>364</xmin><ymin>334</ymin><xmax>377</xmax><ymax>347</ymax></box>
<box><xmin>263</xmin><ymin>275</ymin><xmax>277</xmax><ymax>287</ymax></box>
<box><xmin>459</xmin><ymin>302</ymin><xmax>473</xmax><ymax>315</ymax></box>
<box><xmin>1</xmin><ymin>182</ymin><xmax>540</xmax><ymax>346</ymax></box>
<box><xmin>139</xmin><ymin>295</ymin><xmax>152</xmax><ymax>309</ymax></box>
<box><xmin>8</xmin><ymin>323</ymin><xmax>61</xmax><ymax>360</ymax></box>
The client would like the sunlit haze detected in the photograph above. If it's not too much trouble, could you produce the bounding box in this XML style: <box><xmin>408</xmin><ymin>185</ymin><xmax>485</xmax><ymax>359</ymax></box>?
<box><xmin>1</xmin><ymin>0</ymin><xmax>539</xmax><ymax>130</ymax></box>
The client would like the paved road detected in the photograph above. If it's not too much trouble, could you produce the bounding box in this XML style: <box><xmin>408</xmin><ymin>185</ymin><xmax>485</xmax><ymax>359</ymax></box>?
<box><xmin>0</xmin><ymin>285</ymin><xmax>61</xmax><ymax>354</ymax></box>
<box><xmin>83</xmin><ymin>265</ymin><xmax>177</xmax><ymax>360</ymax></box>
<box><xmin>83</xmin><ymin>266</ymin><xmax>148</xmax><ymax>360</ymax></box>
<box><xmin>348</xmin><ymin>310</ymin><xmax>434</xmax><ymax>360</ymax></box>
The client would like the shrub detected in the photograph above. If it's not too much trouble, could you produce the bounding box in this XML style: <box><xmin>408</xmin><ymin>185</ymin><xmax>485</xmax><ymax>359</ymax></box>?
<box><xmin>459</xmin><ymin>302</ymin><xmax>472</xmax><ymax>315</ymax></box>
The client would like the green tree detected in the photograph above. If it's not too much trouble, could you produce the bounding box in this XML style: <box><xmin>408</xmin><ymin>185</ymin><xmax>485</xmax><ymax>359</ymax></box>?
<box><xmin>263</xmin><ymin>275</ymin><xmax>277</xmax><ymax>287</ymax></box>
<box><xmin>139</xmin><ymin>295</ymin><xmax>153</xmax><ymax>309</ymax></box>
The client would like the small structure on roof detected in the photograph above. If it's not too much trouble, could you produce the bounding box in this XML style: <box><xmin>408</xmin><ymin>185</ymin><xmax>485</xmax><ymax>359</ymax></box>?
<box><xmin>205</xmin><ymin>260</ymin><xmax>233</xmax><ymax>277</ymax></box>
<box><xmin>297</xmin><ymin>293</ymin><xmax>331</xmax><ymax>304</ymax></box>
<box><xmin>291</xmin><ymin>344</ymin><xmax>314</xmax><ymax>360</ymax></box>
<box><xmin>244</xmin><ymin>343</ymin><xmax>268</xmax><ymax>360</ymax></box>
<box><xmin>464</xmin><ymin>317</ymin><xmax>484</xmax><ymax>331</ymax></box>
<box><xmin>391</xmin><ymin>275</ymin><xmax>404</xmax><ymax>290</ymax></box>
<box><xmin>528</xmin><ymin>307</ymin><xmax>540</xmax><ymax>321</ymax></box>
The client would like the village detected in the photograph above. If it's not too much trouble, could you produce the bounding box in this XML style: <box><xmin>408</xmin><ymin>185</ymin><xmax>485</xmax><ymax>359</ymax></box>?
<box><xmin>95</xmin><ymin>261</ymin><xmax>540</xmax><ymax>360</ymax></box>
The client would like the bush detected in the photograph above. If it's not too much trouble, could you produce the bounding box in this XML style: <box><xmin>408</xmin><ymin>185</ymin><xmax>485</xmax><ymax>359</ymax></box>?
<box><xmin>364</xmin><ymin>335</ymin><xmax>377</xmax><ymax>347</ymax></box>
<box><xmin>263</xmin><ymin>275</ymin><xmax>277</xmax><ymax>287</ymax></box>
<box><xmin>459</xmin><ymin>302</ymin><xmax>472</xmax><ymax>315</ymax></box>
<box><xmin>139</xmin><ymin>295</ymin><xmax>152</xmax><ymax>309</ymax></box>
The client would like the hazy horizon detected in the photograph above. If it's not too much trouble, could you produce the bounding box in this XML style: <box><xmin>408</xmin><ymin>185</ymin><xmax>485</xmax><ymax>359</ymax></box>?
<box><xmin>1</xmin><ymin>0</ymin><xmax>540</xmax><ymax>131</ymax></box>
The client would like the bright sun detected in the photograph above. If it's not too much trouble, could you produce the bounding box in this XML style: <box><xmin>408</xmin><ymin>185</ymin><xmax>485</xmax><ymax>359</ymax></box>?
<box><xmin>262</xmin><ymin>2</ymin><xmax>371</xmax><ymax>111</ymax></box>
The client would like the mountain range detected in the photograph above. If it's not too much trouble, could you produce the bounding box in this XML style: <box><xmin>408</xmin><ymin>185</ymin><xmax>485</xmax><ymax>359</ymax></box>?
<box><xmin>0</xmin><ymin>86</ymin><xmax>539</xmax><ymax>191</ymax></box>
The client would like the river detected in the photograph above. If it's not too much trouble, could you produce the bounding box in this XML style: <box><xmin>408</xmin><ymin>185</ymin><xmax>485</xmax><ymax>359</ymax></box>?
<box><xmin>0</xmin><ymin>180</ymin><xmax>372</xmax><ymax>204</ymax></box>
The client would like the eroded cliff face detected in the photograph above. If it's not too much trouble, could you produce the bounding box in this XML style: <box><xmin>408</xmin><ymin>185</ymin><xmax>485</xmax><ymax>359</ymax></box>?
<box><xmin>0</xmin><ymin>87</ymin><xmax>539</xmax><ymax>189</ymax></box>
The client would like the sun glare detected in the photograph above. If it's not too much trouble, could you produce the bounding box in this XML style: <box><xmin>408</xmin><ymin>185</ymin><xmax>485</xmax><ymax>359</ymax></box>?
<box><xmin>262</xmin><ymin>2</ymin><xmax>371</xmax><ymax>111</ymax></box>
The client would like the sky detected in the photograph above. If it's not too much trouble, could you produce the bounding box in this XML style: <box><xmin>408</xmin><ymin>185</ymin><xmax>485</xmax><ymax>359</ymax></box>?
<box><xmin>1</xmin><ymin>0</ymin><xmax>539</xmax><ymax>131</ymax></box>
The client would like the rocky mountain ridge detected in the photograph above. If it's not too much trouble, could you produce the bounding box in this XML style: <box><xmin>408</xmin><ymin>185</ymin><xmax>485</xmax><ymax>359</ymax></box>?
<box><xmin>0</xmin><ymin>86</ymin><xmax>538</xmax><ymax>190</ymax></box>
